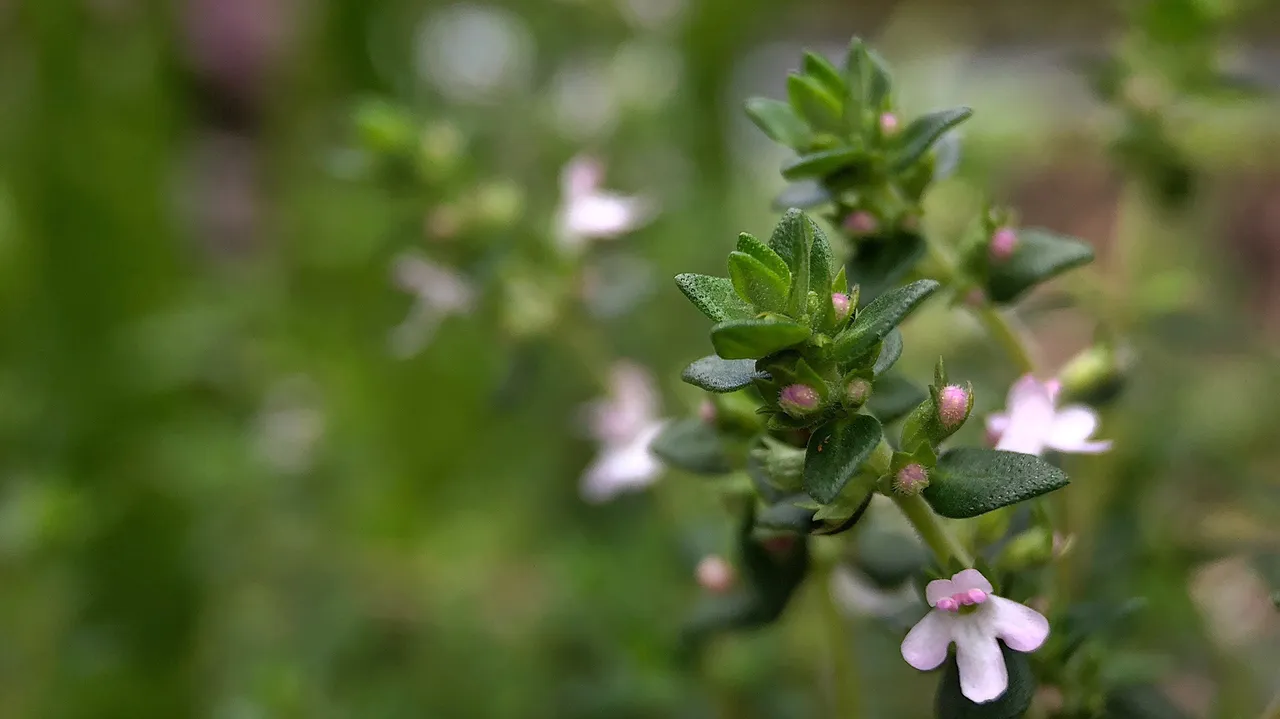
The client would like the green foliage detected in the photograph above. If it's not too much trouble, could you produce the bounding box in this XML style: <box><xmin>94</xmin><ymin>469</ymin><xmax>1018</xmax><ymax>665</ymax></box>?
<box><xmin>833</xmin><ymin>280</ymin><xmax>940</xmax><ymax>366</ymax></box>
<box><xmin>710</xmin><ymin>316</ymin><xmax>812</xmax><ymax>359</ymax></box>
<box><xmin>650</xmin><ymin>419</ymin><xmax>733</xmax><ymax>475</ymax></box>
<box><xmin>890</xmin><ymin>108</ymin><xmax>973</xmax><ymax>172</ymax></box>
<box><xmin>802</xmin><ymin>414</ymin><xmax>883</xmax><ymax>504</ymax></box>
<box><xmin>680</xmin><ymin>355</ymin><xmax>765</xmax><ymax>393</ymax></box>
<box><xmin>985</xmin><ymin>229</ymin><xmax>1096</xmax><ymax>304</ymax></box>
<box><xmin>924</xmin><ymin>449</ymin><xmax>1069</xmax><ymax>519</ymax></box>
<box><xmin>675</xmin><ymin>273</ymin><xmax>754</xmax><ymax>322</ymax></box>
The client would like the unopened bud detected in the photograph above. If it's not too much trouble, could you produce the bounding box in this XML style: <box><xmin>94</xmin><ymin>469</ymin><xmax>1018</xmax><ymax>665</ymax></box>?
<box><xmin>989</xmin><ymin>227</ymin><xmax>1018</xmax><ymax>261</ymax></box>
<box><xmin>698</xmin><ymin>399</ymin><xmax>717</xmax><ymax>425</ymax></box>
<box><xmin>843</xmin><ymin>211</ymin><xmax>878</xmax><ymax>236</ymax></box>
<box><xmin>844</xmin><ymin>378</ymin><xmax>872</xmax><ymax>408</ymax></box>
<box><xmin>695</xmin><ymin>555</ymin><xmax>735</xmax><ymax>594</ymax></box>
<box><xmin>892</xmin><ymin>463</ymin><xmax>929</xmax><ymax>495</ymax></box>
<box><xmin>937</xmin><ymin>385</ymin><xmax>971</xmax><ymax>430</ymax></box>
<box><xmin>879</xmin><ymin>113</ymin><xmax>899</xmax><ymax>135</ymax></box>
<box><xmin>831</xmin><ymin>293</ymin><xmax>852</xmax><ymax>322</ymax></box>
<box><xmin>779</xmin><ymin>384</ymin><xmax>821</xmax><ymax>417</ymax></box>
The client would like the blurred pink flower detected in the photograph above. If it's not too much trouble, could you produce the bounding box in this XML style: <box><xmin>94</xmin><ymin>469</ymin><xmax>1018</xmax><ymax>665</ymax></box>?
<box><xmin>555</xmin><ymin>156</ymin><xmax>656</xmax><ymax>254</ymax></box>
<box><xmin>580</xmin><ymin>361</ymin><xmax>667</xmax><ymax>502</ymax></box>
<box><xmin>986</xmin><ymin>375</ymin><xmax>1111</xmax><ymax>456</ymax></box>
<box><xmin>901</xmin><ymin>569</ymin><xmax>1049</xmax><ymax>704</ymax></box>
<box><xmin>388</xmin><ymin>251</ymin><xmax>475</xmax><ymax>358</ymax></box>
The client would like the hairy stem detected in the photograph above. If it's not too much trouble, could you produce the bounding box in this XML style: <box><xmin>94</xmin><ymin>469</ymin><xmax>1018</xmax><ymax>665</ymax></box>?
<box><xmin>818</xmin><ymin>562</ymin><xmax>862</xmax><ymax>719</ymax></box>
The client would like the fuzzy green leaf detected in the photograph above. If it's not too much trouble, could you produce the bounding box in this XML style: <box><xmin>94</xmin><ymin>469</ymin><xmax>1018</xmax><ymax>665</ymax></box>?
<box><xmin>728</xmin><ymin>251</ymin><xmax>790</xmax><ymax>311</ymax></box>
<box><xmin>872</xmin><ymin>328</ymin><xmax>903</xmax><ymax>376</ymax></box>
<box><xmin>986</xmin><ymin>229</ymin><xmax>1095</xmax><ymax>304</ymax></box>
<box><xmin>756</xmin><ymin>495</ymin><xmax>817</xmax><ymax>533</ymax></box>
<box><xmin>803</xmin><ymin>51</ymin><xmax>847</xmax><ymax>99</ymax></box>
<box><xmin>846</xmin><ymin>233</ymin><xmax>927</xmax><ymax>304</ymax></box>
<box><xmin>936</xmin><ymin>642</ymin><xmax>1036</xmax><ymax>719</ymax></box>
<box><xmin>680</xmin><ymin>355</ymin><xmax>765</xmax><ymax>393</ymax></box>
<box><xmin>845</xmin><ymin>38</ymin><xmax>892</xmax><ymax>116</ymax></box>
<box><xmin>650</xmin><ymin>418</ymin><xmax>733</xmax><ymax>475</ymax></box>
<box><xmin>767</xmin><ymin>209</ymin><xmax>814</xmax><ymax>316</ymax></box>
<box><xmin>787</xmin><ymin>74</ymin><xmax>843</xmax><ymax>132</ymax></box>
<box><xmin>803</xmin><ymin>414</ymin><xmax>883</xmax><ymax>504</ymax></box>
<box><xmin>710</xmin><ymin>317</ymin><xmax>811</xmax><ymax>360</ymax></box>
<box><xmin>925</xmin><ymin>448</ymin><xmax>1069</xmax><ymax>519</ymax></box>
<box><xmin>675</xmin><ymin>273</ymin><xmax>754</xmax><ymax>322</ymax></box>
<box><xmin>833</xmin><ymin>279</ymin><xmax>939</xmax><ymax>366</ymax></box>
<box><xmin>744</xmin><ymin>97</ymin><xmax>810</xmax><ymax>149</ymax></box>
<box><xmin>781</xmin><ymin>148</ymin><xmax>865</xmax><ymax>180</ymax></box>
<box><xmin>891</xmin><ymin>107</ymin><xmax>973</xmax><ymax>172</ymax></box>
<box><xmin>736</xmin><ymin>232</ymin><xmax>791</xmax><ymax>280</ymax></box>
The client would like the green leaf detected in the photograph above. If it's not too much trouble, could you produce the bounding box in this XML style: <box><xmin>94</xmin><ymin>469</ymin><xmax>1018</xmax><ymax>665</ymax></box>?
<box><xmin>787</xmin><ymin>74</ymin><xmax>843</xmax><ymax>132</ymax></box>
<box><xmin>740</xmin><ymin>508</ymin><xmax>810</xmax><ymax>611</ymax></box>
<box><xmin>680</xmin><ymin>355</ymin><xmax>765</xmax><ymax>393</ymax></box>
<box><xmin>803</xmin><ymin>52</ymin><xmax>847</xmax><ymax>97</ymax></box>
<box><xmin>756</xmin><ymin>495</ymin><xmax>817</xmax><ymax>533</ymax></box>
<box><xmin>872</xmin><ymin>328</ymin><xmax>903</xmax><ymax>376</ymax></box>
<box><xmin>833</xmin><ymin>279</ymin><xmax>939</xmax><ymax>366</ymax></box>
<box><xmin>711</xmin><ymin>317</ymin><xmax>811</xmax><ymax>360</ymax></box>
<box><xmin>844</xmin><ymin>38</ymin><xmax>892</xmax><ymax>116</ymax></box>
<box><xmin>891</xmin><ymin>107</ymin><xmax>973</xmax><ymax>172</ymax></box>
<box><xmin>808</xmin><ymin>219</ymin><xmax>835</xmax><ymax>295</ymax></box>
<box><xmin>803</xmin><ymin>414</ymin><xmax>883</xmax><ymax>504</ymax></box>
<box><xmin>728</xmin><ymin>251</ymin><xmax>790</xmax><ymax>311</ymax></box>
<box><xmin>868</xmin><ymin>374</ymin><xmax>927</xmax><ymax>424</ymax></box>
<box><xmin>936</xmin><ymin>642</ymin><xmax>1035</xmax><ymax>719</ymax></box>
<box><xmin>771</xmin><ymin>181</ymin><xmax>833</xmax><ymax>211</ymax></box>
<box><xmin>650</xmin><ymin>418</ymin><xmax>732</xmax><ymax>475</ymax></box>
<box><xmin>924</xmin><ymin>448</ymin><xmax>1069</xmax><ymax>519</ymax></box>
<box><xmin>675</xmin><ymin>273</ymin><xmax>755</xmax><ymax>322</ymax></box>
<box><xmin>853</xmin><ymin>526</ymin><xmax>928</xmax><ymax>589</ymax></box>
<box><xmin>767</xmin><ymin>209</ymin><xmax>814</xmax><ymax>316</ymax></box>
<box><xmin>986</xmin><ymin>229</ymin><xmax>1095</xmax><ymax>304</ymax></box>
<box><xmin>846</xmin><ymin>233</ymin><xmax>927</xmax><ymax>304</ymax></box>
<box><xmin>781</xmin><ymin>148</ymin><xmax>865</xmax><ymax>181</ymax></box>
<box><xmin>735</xmin><ymin>232</ymin><xmax>791</xmax><ymax>280</ymax></box>
<box><xmin>744</xmin><ymin>97</ymin><xmax>809</xmax><ymax>149</ymax></box>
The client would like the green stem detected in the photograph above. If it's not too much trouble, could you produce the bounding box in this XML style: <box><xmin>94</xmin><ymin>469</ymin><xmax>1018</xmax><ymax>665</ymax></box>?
<box><xmin>819</xmin><ymin>562</ymin><xmax>861</xmax><ymax>719</ymax></box>
<box><xmin>892</xmin><ymin>492</ymin><xmax>974</xmax><ymax>569</ymax></box>
<box><xmin>972</xmin><ymin>303</ymin><xmax>1038</xmax><ymax>376</ymax></box>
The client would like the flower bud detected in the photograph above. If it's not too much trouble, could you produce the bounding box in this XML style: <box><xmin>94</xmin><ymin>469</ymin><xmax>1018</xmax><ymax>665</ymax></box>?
<box><xmin>844</xmin><ymin>378</ymin><xmax>872</xmax><ymax>408</ymax></box>
<box><xmin>831</xmin><ymin>292</ymin><xmax>852</xmax><ymax>323</ymax></box>
<box><xmin>698</xmin><ymin>399</ymin><xmax>717</xmax><ymax>425</ymax></box>
<box><xmin>879</xmin><ymin>112</ymin><xmax>899</xmax><ymax>135</ymax></box>
<box><xmin>843</xmin><ymin>211</ymin><xmax>878</xmax><ymax>236</ymax></box>
<box><xmin>989</xmin><ymin>227</ymin><xmax>1018</xmax><ymax>261</ymax></box>
<box><xmin>779</xmin><ymin>384</ymin><xmax>821</xmax><ymax>417</ymax></box>
<box><xmin>695</xmin><ymin>555</ymin><xmax>735</xmax><ymax>594</ymax></box>
<box><xmin>937</xmin><ymin>384</ymin><xmax>971</xmax><ymax>430</ymax></box>
<box><xmin>892</xmin><ymin>463</ymin><xmax>929</xmax><ymax>495</ymax></box>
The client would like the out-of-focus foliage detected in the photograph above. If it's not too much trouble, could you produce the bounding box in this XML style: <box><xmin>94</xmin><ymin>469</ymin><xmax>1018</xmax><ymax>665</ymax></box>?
<box><xmin>0</xmin><ymin>0</ymin><xmax>1276</xmax><ymax>718</ymax></box>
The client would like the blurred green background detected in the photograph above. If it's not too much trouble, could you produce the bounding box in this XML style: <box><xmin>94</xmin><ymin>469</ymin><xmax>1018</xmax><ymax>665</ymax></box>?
<box><xmin>1</xmin><ymin>0</ymin><xmax>1279</xmax><ymax>717</ymax></box>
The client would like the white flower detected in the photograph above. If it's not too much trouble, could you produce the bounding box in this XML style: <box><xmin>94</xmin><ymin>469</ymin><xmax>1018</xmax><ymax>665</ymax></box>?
<box><xmin>579</xmin><ymin>361</ymin><xmax>667</xmax><ymax>503</ymax></box>
<box><xmin>555</xmin><ymin>156</ymin><xmax>655</xmax><ymax>254</ymax></box>
<box><xmin>388</xmin><ymin>251</ymin><xmax>475</xmax><ymax>358</ymax></box>
<box><xmin>986</xmin><ymin>374</ymin><xmax>1111</xmax><ymax>456</ymax></box>
<box><xmin>901</xmin><ymin>569</ymin><xmax>1050</xmax><ymax>704</ymax></box>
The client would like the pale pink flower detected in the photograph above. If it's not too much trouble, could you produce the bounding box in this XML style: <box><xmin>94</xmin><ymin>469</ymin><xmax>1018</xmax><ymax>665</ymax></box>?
<box><xmin>986</xmin><ymin>375</ymin><xmax>1111</xmax><ymax>456</ymax></box>
<box><xmin>901</xmin><ymin>569</ymin><xmax>1049</xmax><ymax>704</ymax></box>
<box><xmin>388</xmin><ymin>251</ymin><xmax>475</xmax><ymax>358</ymax></box>
<box><xmin>555</xmin><ymin>156</ymin><xmax>655</xmax><ymax>254</ymax></box>
<box><xmin>580</xmin><ymin>362</ymin><xmax>667</xmax><ymax>502</ymax></box>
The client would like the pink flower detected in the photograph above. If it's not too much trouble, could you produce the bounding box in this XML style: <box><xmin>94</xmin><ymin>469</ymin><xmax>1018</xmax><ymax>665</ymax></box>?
<box><xmin>555</xmin><ymin>155</ymin><xmax>656</xmax><ymax>253</ymax></box>
<box><xmin>901</xmin><ymin>569</ymin><xmax>1049</xmax><ymax>704</ymax></box>
<box><xmin>580</xmin><ymin>362</ymin><xmax>667</xmax><ymax>502</ymax></box>
<box><xmin>986</xmin><ymin>375</ymin><xmax>1111</xmax><ymax>456</ymax></box>
<box><xmin>388</xmin><ymin>251</ymin><xmax>476</xmax><ymax>358</ymax></box>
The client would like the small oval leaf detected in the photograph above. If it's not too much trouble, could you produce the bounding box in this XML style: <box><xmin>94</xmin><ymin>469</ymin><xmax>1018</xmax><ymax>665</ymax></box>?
<box><xmin>891</xmin><ymin>107</ymin><xmax>973</xmax><ymax>172</ymax></box>
<box><xmin>787</xmin><ymin>73</ymin><xmax>843</xmax><ymax>132</ymax></box>
<box><xmin>675</xmin><ymin>273</ymin><xmax>754</xmax><ymax>322</ymax></box>
<box><xmin>681</xmin><ymin>355</ymin><xmax>766</xmax><ymax>393</ymax></box>
<box><xmin>986</xmin><ymin>229</ymin><xmax>1095</xmax><ymax>304</ymax></box>
<box><xmin>710</xmin><ymin>317</ymin><xmax>812</xmax><ymax>360</ymax></box>
<box><xmin>834</xmin><ymin>279</ymin><xmax>939</xmax><ymax>366</ymax></box>
<box><xmin>803</xmin><ymin>414</ymin><xmax>883</xmax><ymax>504</ymax></box>
<box><xmin>728</xmin><ymin>251</ymin><xmax>790</xmax><ymax>311</ymax></box>
<box><xmin>924</xmin><ymin>448</ymin><xmax>1069</xmax><ymax>519</ymax></box>
<box><xmin>782</xmin><ymin>147</ymin><xmax>866</xmax><ymax>180</ymax></box>
<box><xmin>744</xmin><ymin>97</ymin><xmax>810</xmax><ymax>149</ymax></box>
<box><xmin>873</xmin><ymin>328</ymin><xmax>904</xmax><ymax>376</ymax></box>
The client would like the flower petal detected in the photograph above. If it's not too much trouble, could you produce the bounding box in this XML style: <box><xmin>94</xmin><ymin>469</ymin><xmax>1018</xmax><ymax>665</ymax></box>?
<box><xmin>952</xmin><ymin>620</ymin><xmax>1008</xmax><ymax>703</ymax></box>
<box><xmin>562</xmin><ymin>156</ymin><xmax>604</xmax><ymax>199</ymax></box>
<box><xmin>985</xmin><ymin>412</ymin><xmax>1010</xmax><ymax>436</ymax></box>
<box><xmin>988</xmin><ymin>596</ymin><xmax>1050</xmax><ymax>653</ymax></box>
<box><xmin>565</xmin><ymin>194</ymin><xmax>652</xmax><ymax>239</ymax></box>
<box><xmin>950</xmin><ymin>568</ymin><xmax>994</xmax><ymax>595</ymax></box>
<box><xmin>926</xmin><ymin>578</ymin><xmax>957</xmax><ymax>607</ymax></box>
<box><xmin>901</xmin><ymin>610</ymin><xmax>953</xmax><ymax>671</ymax></box>
<box><xmin>579</xmin><ymin>424</ymin><xmax>665</xmax><ymax>503</ymax></box>
<box><xmin>1045</xmin><ymin>405</ymin><xmax>1111</xmax><ymax>454</ymax></box>
<box><xmin>995</xmin><ymin>376</ymin><xmax>1056</xmax><ymax>456</ymax></box>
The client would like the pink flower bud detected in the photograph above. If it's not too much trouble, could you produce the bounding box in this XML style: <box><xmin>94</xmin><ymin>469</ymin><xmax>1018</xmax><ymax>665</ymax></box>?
<box><xmin>879</xmin><ymin>113</ymin><xmax>899</xmax><ymax>135</ymax></box>
<box><xmin>844</xmin><ymin>378</ymin><xmax>871</xmax><ymax>408</ymax></box>
<box><xmin>936</xmin><ymin>597</ymin><xmax>958</xmax><ymax>612</ymax></box>
<box><xmin>989</xmin><ymin>227</ymin><xmax>1018</xmax><ymax>261</ymax></box>
<box><xmin>698</xmin><ymin>399</ymin><xmax>717</xmax><ymax>425</ymax></box>
<box><xmin>893</xmin><ymin>463</ymin><xmax>929</xmax><ymax>496</ymax></box>
<box><xmin>779</xmin><ymin>384</ymin><xmax>821</xmax><ymax>417</ymax></box>
<box><xmin>964</xmin><ymin>588</ymin><xmax>987</xmax><ymax>605</ymax></box>
<box><xmin>843</xmin><ymin>211</ymin><xmax>878</xmax><ymax>236</ymax></box>
<box><xmin>695</xmin><ymin>555</ymin><xmax>735</xmax><ymax>594</ymax></box>
<box><xmin>831</xmin><ymin>292</ymin><xmax>852</xmax><ymax>322</ymax></box>
<box><xmin>938</xmin><ymin>385</ymin><xmax>970</xmax><ymax>430</ymax></box>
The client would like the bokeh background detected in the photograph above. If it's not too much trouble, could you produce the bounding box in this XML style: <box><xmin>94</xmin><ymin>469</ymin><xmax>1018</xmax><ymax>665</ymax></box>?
<box><xmin>1</xmin><ymin>0</ymin><xmax>1279</xmax><ymax>717</ymax></box>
